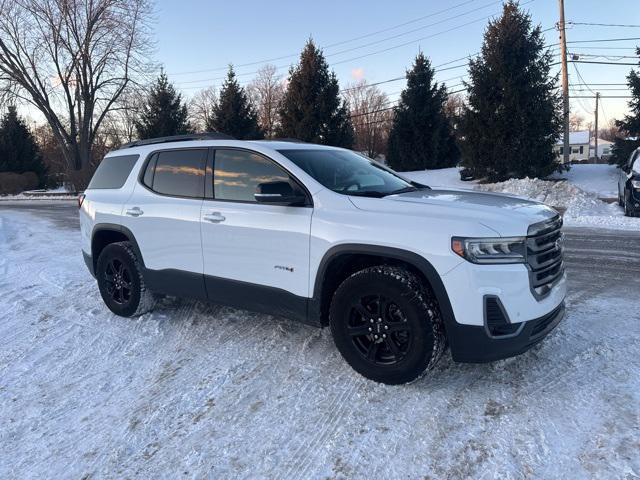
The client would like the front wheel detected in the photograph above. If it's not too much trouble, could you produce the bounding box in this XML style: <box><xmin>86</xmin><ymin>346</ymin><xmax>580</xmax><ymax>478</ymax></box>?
<box><xmin>329</xmin><ymin>266</ymin><xmax>446</xmax><ymax>385</ymax></box>
<box><xmin>96</xmin><ymin>241</ymin><xmax>155</xmax><ymax>317</ymax></box>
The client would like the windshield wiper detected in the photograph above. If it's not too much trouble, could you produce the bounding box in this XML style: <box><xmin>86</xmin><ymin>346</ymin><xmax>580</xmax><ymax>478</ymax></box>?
<box><xmin>383</xmin><ymin>186</ymin><xmax>419</xmax><ymax>196</ymax></box>
<box><xmin>346</xmin><ymin>191</ymin><xmax>386</xmax><ymax>198</ymax></box>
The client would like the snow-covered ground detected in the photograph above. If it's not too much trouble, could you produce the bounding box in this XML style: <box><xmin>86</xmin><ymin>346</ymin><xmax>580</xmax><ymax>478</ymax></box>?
<box><xmin>1</xmin><ymin>204</ymin><xmax>639</xmax><ymax>479</ymax></box>
<box><xmin>403</xmin><ymin>164</ymin><xmax>639</xmax><ymax>231</ymax></box>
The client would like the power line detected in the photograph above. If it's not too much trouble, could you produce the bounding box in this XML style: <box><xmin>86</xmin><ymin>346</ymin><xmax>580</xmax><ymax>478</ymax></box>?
<box><xmin>567</xmin><ymin>22</ymin><xmax>640</xmax><ymax>28</ymax></box>
<box><xmin>167</xmin><ymin>0</ymin><xmax>489</xmax><ymax>77</ymax></box>
<box><xmin>569</xmin><ymin>60</ymin><xmax>639</xmax><ymax>66</ymax></box>
<box><xmin>569</xmin><ymin>53</ymin><xmax>639</xmax><ymax>59</ymax></box>
<box><xmin>323</xmin><ymin>0</ymin><xmax>478</xmax><ymax>48</ymax></box>
<box><xmin>566</xmin><ymin>36</ymin><xmax>640</xmax><ymax>44</ymax></box>
<box><xmin>171</xmin><ymin>5</ymin><xmax>508</xmax><ymax>86</ymax></box>
<box><xmin>327</xmin><ymin>0</ymin><xmax>503</xmax><ymax>58</ymax></box>
<box><xmin>571</xmin><ymin>95</ymin><xmax>632</xmax><ymax>98</ymax></box>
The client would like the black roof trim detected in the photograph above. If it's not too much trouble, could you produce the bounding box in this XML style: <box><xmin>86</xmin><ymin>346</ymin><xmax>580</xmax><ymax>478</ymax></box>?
<box><xmin>122</xmin><ymin>132</ymin><xmax>235</xmax><ymax>149</ymax></box>
<box><xmin>262</xmin><ymin>138</ymin><xmax>307</xmax><ymax>143</ymax></box>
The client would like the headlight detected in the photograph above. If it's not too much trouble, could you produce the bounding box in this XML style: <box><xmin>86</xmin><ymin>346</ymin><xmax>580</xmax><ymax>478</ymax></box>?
<box><xmin>632</xmin><ymin>179</ymin><xmax>640</xmax><ymax>190</ymax></box>
<box><xmin>451</xmin><ymin>237</ymin><xmax>526</xmax><ymax>264</ymax></box>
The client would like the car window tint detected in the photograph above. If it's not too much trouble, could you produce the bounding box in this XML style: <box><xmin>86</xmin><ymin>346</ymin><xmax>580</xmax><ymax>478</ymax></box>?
<box><xmin>87</xmin><ymin>155</ymin><xmax>139</xmax><ymax>189</ymax></box>
<box><xmin>214</xmin><ymin>149</ymin><xmax>290</xmax><ymax>202</ymax></box>
<box><xmin>151</xmin><ymin>149</ymin><xmax>206</xmax><ymax>198</ymax></box>
<box><xmin>142</xmin><ymin>154</ymin><xmax>157</xmax><ymax>188</ymax></box>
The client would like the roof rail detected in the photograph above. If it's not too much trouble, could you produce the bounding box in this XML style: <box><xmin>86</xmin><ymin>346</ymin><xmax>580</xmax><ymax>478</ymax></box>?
<box><xmin>264</xmin><ymin>138</ymin><xmax>307</xmax><ymax>143</ymax></box>
<box><xmin>121</xmin><ymin>132</ymin><xmax>235</xmax><ymax>149</ymax></box>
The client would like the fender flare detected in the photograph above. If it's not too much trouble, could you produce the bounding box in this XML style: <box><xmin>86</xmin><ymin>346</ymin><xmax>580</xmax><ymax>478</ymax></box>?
<box><xmin>90</xmin><ymin>223</ymin><xmax>146</xmax><ymax>269</ymax></box>
<box><xmin>312</xmin><ymin>244</ymin><xmax>458</xmax><ymax>331</ymax></box>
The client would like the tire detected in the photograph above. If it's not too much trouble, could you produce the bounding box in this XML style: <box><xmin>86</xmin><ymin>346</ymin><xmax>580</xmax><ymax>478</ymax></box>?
<box><xmin>96</xmin><ymin>241</ymin><xmax>155</xmax><ymax>317</ymax></box>
<box><xmin>329</xmin><ymin>265</ymin><xmax>446</xmax><ymax>385</ymax></box>
<box><xmin>625</xmin><ymin>191</ymin><xmax>639</xmax><ymax>217</ymax></box>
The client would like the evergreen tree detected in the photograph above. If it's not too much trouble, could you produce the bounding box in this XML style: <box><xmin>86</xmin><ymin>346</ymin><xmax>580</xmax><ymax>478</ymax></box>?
<box><xmin>0</xmin><ymin>106</ymin><xmax>46</xmax><ymax>184</ymax></box>
<box><xmin>278</xmin><ymin>40</ymin><xmax>354</xmax><ymax>147</ymax></box>
<box><xmin>611</xmin><ymin>48</ymin><xmax>640</xmax><ymax>168</ymax></box>
<box><xmin>386</xmin><ymin>53</ymin><xmax>459</xmax><ymax>171</ymax></box>
<box><xmin>459</xmin><ymin>1</ymin><xmax>561</xmax><ymax>182</ymax></box>
<box><xmin>135</xmin><ymin>73</ymin><xmax>191</xmax><ymax>140</ymax></box>
<box><xmin>208</xmin><ymin>67</ymin><xmax>263</xmax><ymax>139</ymax></box>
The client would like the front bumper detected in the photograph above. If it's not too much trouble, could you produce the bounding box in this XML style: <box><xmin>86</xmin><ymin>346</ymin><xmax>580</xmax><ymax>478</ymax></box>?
<box><xmin>447</xmin><ymin>301</ymin><xmax>565</xmax><ymax>362</ymax></box>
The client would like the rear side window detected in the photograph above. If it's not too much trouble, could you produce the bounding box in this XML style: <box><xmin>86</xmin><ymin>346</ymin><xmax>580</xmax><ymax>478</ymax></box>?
<box><xmin>145</xmin><ymin>149</ymin><xmax>206</xmax><ymax>198</ymax></box>
<box><xmin>87</xmin><ymin>155</ymin><xmax>139</xmax><ymax>189</ymax></box>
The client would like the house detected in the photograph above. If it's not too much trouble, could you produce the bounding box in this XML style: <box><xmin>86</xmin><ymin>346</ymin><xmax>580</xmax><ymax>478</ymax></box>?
<box><xmin>554</xmin><ymin>130</ymin><xmax>589</xmax><ymax>163</ymax></box>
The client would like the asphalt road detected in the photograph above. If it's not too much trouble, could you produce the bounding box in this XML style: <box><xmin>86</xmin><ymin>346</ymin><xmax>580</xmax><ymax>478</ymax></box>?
<box><xmin>1</xmin><ymin>201</ymin><xmax>639</xmax><ymax>479</ymax></box>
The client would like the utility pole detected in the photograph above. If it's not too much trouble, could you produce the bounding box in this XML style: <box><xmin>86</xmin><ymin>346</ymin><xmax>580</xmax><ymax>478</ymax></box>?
<box><xmin>594</xmin><ymin>91</ymin><xmax>600</xmax><ymax>162</ymax></box>
<box><xmin>558</xmin><ymin>0</ymin><xmax>570</xmax><ymax>165</ymax></box>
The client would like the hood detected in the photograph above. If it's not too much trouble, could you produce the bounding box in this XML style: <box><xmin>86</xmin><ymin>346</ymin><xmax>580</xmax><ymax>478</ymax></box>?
<box><xmin>348</xmin><ymin>188</ymin><xmax>558</xmax><ymax>237</ymax></box>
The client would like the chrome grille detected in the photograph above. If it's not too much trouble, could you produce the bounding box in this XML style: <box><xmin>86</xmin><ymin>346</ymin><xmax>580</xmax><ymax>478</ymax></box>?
<box><xmin>526</xmin><ymin>216</ymin><xmax>564</xmax><ymax>299</ymax></box>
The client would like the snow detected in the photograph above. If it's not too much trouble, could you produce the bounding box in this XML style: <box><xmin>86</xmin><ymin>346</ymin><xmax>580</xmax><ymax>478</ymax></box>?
<box><xmin>550</xmin><ymin>164</ymin><xmax>620</xmax><ymax>198</ymax></box>
<box><xmin>403</xmin><ymin>165</ymin><xmax>639</xmax><ymax>231</ymax></box>
<box><xmin>1</xmin><ymin>205</ymin><xmax>639</xmax><ymax>478</ymax></box>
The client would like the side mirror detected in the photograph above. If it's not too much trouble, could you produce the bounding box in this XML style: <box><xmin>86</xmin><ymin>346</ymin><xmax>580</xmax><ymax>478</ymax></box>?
<box><xmin>255</xmin><ymin>181</ymin><xmax>307</xmax><ymax>206</ymax></box>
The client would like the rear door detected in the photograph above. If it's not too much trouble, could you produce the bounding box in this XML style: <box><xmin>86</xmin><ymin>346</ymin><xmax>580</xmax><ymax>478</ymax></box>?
<box><xmin>200</xmin><ymin>148</ymin><xmax>313</xmax><ymax>313</ymax></box>
<box><xmin>120</xmin><ymin>148</ymin><xmax>207</xmax><ymax>297</ymax></box>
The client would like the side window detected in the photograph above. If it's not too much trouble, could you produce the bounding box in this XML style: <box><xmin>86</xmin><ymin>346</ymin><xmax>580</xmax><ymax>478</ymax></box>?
<box><xmin>214</xmin><ymin>149</ymin><xmax>291</xmax><ymax>202</ymax></box>
<box><xmin>147</xmin><ymin>149</ymin><xmax>206</xmax><ymax>198</ymax></box>
<box><xmin>88</xmin><ymin>155</ymin><xmax>139</xmax><ymax>189</ymax></box>
<box><xmin>632</xmin><ymin>151</ymin><xmax>640</xmax><ymax>173</ymax></box>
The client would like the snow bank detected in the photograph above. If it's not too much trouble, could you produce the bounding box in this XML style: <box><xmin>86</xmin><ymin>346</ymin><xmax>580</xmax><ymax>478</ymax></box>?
<box><xmin>477</xmin><ymin>178</ymin><xmax>638</xmax><ymax>230</ymax></box>
<box><xmin>403</xmin><ymin>166</ymin><xmax>639</xmax><ymax>231</ymax></box>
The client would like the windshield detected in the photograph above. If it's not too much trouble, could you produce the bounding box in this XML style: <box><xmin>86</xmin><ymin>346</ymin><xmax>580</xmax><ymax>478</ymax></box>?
<box><xmin>278</xmin><ymin>149</ymin><xmax>419</xmax><ymax>197</ymax></box>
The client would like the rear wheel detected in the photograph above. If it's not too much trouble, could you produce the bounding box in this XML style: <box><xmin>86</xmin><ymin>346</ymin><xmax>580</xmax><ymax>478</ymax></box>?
<box><xmin>96</xmin><ymin>241</ymin><xmax>155</xmax><ymax>317</ymax></box>
<box><xmin>329</xmin><ymin>266</ymin><xmax>445</xmax><ymax>384</ymax></box>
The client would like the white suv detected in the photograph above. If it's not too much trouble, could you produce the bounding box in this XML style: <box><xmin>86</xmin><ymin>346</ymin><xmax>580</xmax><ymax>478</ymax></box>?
<box><xmin>79</xmin><ymin>133</ymin><xmax>566</xmax><ymax>384</ymax></box>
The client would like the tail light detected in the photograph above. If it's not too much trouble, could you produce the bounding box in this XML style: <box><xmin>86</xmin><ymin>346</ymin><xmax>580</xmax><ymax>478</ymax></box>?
<box><xmin>78</xmin><ymin>193</ymin><xmax>86</xmax><ymax>208</ymax></box>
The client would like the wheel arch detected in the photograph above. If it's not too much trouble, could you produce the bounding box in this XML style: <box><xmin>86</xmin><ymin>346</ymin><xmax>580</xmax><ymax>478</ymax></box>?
<box><xmin>91</xmin><ymin>223</ymin><xmax>145</xmax><ymax>274</ymax></box>
<box><xmin>311</xmin><ymin>244</ymin><xmax>457</xmax><ymax>333</ymax></box>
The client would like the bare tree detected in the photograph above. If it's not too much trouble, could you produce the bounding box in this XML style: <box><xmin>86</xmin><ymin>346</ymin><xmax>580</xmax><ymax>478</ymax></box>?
<box><xmin>100</xmin><ymin>88</ymin><xmax>144</xmax><ymax>147</ymax></box>
<box><xmin>343</xmin><ymin>80</ymin><xmax>392</xmax><ymax>159</ymax></box>
<box><xmin>569</xmin><ymin>112</ymin><xmax>586</xmax><ymax>131</ymax></box>
<box><xmin>0</xmin><ymin>0</ymin><xmax>153</xmax><ymax>172</ymax></box>
<box><xmin>188</xmin><ymin>86</ymin><xmax>217</xmax><ymax>133</ymax></box>
<box><xmin>599</xmin><ymin>118</ymin><xmax>622</xmax><ymax>142</ymax></box>
<box><xmin>247</xmin><ymin>64</ymin><xmax>284</xmax><ymax>138</ymax></box>
<box><xmin>444</xmin><ymin>93</ymin><xmax>465</xmax><ymax>122</ymax></box>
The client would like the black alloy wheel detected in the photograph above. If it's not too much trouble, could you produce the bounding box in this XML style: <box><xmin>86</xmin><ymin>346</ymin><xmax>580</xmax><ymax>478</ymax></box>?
<box><xmin>103</xmin><ymin>258</ymin><xmax>133</xmax><ymax>305</ymax></box>
<box><xmin>347</xmin><ymin>294</ymin><xmax>412</xmax><ymax>366</ymax></box>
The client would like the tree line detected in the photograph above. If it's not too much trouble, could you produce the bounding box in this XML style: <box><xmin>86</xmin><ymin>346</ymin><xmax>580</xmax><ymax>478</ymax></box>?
<box><xmin>0</xmin><ymin>0</ymin><xmax>639</xmax><ymax>191</ymax></box>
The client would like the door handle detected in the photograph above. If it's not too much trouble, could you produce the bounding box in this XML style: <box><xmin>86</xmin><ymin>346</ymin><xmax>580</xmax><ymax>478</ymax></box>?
<box><xmin>203</xmin><ymin>211</ymin><xmax>226</xmax><ymax>223</ymax></box>
<box><xmin>126</xmin><ymin>207</ymin><xmax>144</xmax><ymax>217</ymax></box>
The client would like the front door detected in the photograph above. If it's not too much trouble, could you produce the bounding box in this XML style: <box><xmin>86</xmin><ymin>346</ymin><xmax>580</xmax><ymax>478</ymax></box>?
<box><xmin>200</xmin><ymin>148</ymin><xmax>313</xmax><ymax>319</ymax></box>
